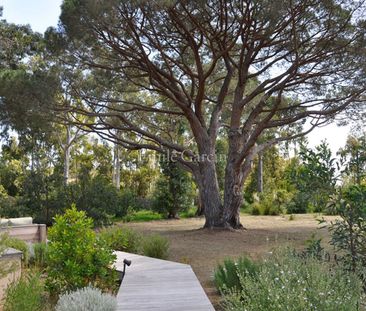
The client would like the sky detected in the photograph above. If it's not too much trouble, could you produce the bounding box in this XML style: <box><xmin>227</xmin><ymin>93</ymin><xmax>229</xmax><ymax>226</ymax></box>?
<box><xmin>0</xmin><ymin>0</ymin><xmax>352</xmax><ymax>155</ymax></box>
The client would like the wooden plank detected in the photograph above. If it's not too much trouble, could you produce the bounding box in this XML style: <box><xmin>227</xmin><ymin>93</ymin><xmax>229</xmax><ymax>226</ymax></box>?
<box><xmin>0</xmin><ymin>224</ymin><xmax>47</xmax><ymax>243</ymax></box>
<box><xmin>114</xmin><ymin>251</ymin><xmax>215</xmax><ymax>311</ymax></box>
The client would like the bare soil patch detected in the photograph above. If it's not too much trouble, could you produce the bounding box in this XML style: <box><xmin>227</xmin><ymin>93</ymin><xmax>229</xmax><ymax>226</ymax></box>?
<box><xmin>119</xmin><ymin>214</ymin><xmax>336</xmax><ymax>309</ymax></box>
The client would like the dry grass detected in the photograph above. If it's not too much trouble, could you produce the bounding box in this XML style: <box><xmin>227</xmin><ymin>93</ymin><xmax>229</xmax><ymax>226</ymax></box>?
<box><xmin>118</xmin><ymin>213</ymin><xmax>337</xmax><ymax>309</ymax></box>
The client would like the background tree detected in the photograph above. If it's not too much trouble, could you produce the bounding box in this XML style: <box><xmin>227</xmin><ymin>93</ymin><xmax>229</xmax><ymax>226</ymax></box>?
<box><xmin>153</xmin><ymin>155</ymin><xmax>195</xmax><ymax>219</ymax></box>
<box><xmin>288</xmin><ymin>142</ymin><xmax>338</xmax><ymax>213</ymax></box>
<box><xmin>338</xmin><ymin>133</ymin><xmax>366</xmax><ymax>186</ymax></box>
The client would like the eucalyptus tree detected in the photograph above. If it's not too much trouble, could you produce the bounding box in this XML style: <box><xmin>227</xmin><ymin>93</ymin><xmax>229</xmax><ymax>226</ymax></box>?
<box><xmin>58</xmin><ymin>0</ymin><xmax>366</xmax><ymax>228</ymax></box>
<box><xmin>339</xmin><ymin>133</ymin><xmax>366</xmax><ymax>185</ymax></box>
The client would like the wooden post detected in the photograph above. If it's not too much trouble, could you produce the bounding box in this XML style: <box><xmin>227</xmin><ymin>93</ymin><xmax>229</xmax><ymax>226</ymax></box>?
<box><xmin>38</xmin><ymin>224</ymin><xmax>47</xmax><ymax>243</ymax></box>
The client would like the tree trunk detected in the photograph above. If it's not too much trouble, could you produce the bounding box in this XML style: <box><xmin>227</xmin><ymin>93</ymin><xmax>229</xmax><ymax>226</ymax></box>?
<box><xmin>113</xmin><ymin>143</ymin><xmax>121</xmax><ymax>189</ymax></box>
<box><xmin>223</xmin><ymin>160</ymin><xmax>245</xmax><ymax>229</ymax></box>
<box><xmin>257</xmin><ymin>152</ymin><xmax>263</xmax><ymax>193</ymax></box>
<box><xmin>63</xmin><ymin>125</ymin><xmax>71</xmax><ymax>185</ymax></box>
<box><xmin>195</xmin><ymin>160</ymin><xmax>223</xmax><ymax>228</ymax></box>
<box><xmin>223</xmin><ymin>147</ymin><xmax>255</xmax><ymax>229</ymax></box>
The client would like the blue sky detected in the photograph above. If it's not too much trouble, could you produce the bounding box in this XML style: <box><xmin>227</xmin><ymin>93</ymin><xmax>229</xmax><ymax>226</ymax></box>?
<box><xmin>1</xmin><ymin>0</ymin><xmax>62</xmax><ymax>33</ymax></box>
<box><xmin>0</xmin><ymin>0</ymin><xmax>351</xmax><ymax>154</ymax></box>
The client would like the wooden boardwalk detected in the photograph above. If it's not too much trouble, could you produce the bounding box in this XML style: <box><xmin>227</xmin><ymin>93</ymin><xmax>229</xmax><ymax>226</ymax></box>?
<box><xmin>114</xmin><ymin>251</ymin><xmax>215</xmax><ymax>311</ymax></box>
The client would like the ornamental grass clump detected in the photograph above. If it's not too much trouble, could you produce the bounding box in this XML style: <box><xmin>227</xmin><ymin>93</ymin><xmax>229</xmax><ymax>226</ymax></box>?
<box><xmin>220</xmin><ymin>250</ymin><xmax>363</xmax><ymax>311</ymax></box>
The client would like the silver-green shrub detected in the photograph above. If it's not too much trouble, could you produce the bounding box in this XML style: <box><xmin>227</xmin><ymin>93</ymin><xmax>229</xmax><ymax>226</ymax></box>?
<box><xmin>55</xmin><ymin>286</ymin><xmax>117</xmax><ymax>311</ymax></box>
<box><xmin>221</xmin><ymin>250</ymin><xmax>363</xmax><ymax>311</ymax></box>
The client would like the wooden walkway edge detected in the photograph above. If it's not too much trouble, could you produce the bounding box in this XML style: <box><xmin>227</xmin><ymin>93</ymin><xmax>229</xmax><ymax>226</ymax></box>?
<box><xmin>114</xmin><ymin>251</ymin><xmax>215</xmax><ymax>311</ymax></box>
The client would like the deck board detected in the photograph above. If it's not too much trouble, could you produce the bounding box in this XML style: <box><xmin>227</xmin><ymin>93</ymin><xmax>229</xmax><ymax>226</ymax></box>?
<box><xmin>114</xmin><ymin>251</ymin><xmax>215</xmax><ymax>311</ymax></box>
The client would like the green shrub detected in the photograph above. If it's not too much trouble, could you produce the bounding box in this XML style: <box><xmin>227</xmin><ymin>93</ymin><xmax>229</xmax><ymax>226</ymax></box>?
<box><xmin>180</xmin><ymin>207</ymin><xmax>197</xmax><ymax>218</ymax></box>
<box><xmin>250</xmin><ymin>190</ymin><xmax>291</xmax><ymax>215</ymax></box>
<box><xmin>328</xmin><ymin>185</ymin><xmax>366</xmax><ymax>281</ymax></box>
<box><xmin>33</xmin><ymin>242</ymin><xmax>48</xmax><ymax>269</ymax></box>
<box><xmin>142</xmin><ymin>234</ymin><xmax>169</xmax><ymax>259</ymax></box>
<box><xmin>221</xmin><ymin>250</ymin><xmax>363</xmax><ymax>311</ymax></box>
<box><xmin>76</xmin><ymin>177</ymin><xmax>124</xmax><ymax>226</ymax></box>
<box><xmin>123</xmin><ymin>210</ymin><xmax>163</xmax><ymax>222</ymax></box>
<box><xmin>214</xmin><ymin>256</ymin><xmax>258</xmax><ymax>292</ymax></box>
<box><xmin>4</xmin><ymin>272</ymin><xmax>44</xmax><ymax>311</ymax></box>
<box><xmin>99</xmin><ymin>226</ymin><xmax>141</xmax><ymax>253</ymax></box>
<box><xmin>46</xmin><ymin>205</ymin><xmax>116</xmax><ymax>295</ymax></box>
<box><xmin>55</xmin><ymin>286</ymin><xmax>117</xmax><ymax>311</ymax></box>
<box><xmin>4</xmin><ymin>236</ymin><xmax>30</xmax><ymax>266</ymax></box>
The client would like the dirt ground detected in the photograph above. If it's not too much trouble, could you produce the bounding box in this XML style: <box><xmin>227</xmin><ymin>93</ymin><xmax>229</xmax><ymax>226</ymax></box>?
<box><xmin>121</xmin><ymin>214</ymin><xmax>337</xmax><ymax>309</ymax></box>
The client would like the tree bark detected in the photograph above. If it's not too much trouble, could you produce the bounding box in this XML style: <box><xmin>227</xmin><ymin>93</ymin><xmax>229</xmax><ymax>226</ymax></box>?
<box><xmin>63</xmin><ymin>125</ymin><xmax>71</xmax><ymax>185</ymax></box>
<box><xmin>194</xmin><ymin>160</ymin><xmax>223</xmax><ymax>228</ymax></box>
<box><xmin>223</xmin><ymin>159</ymin><xmax>245</xmax><ymax>229</ymax></box>
<box><xmin>223</xmin><ymin>145</ymin><xmax>256</xmax><ymax>229</ymax></box>
<box><xmin>113</xmin><ymin>143</ymin><xmax>121</xmax><ymax>189</ymax></box>
<box><xmin>257</xmin><ymin>152</ymin><xmax>263</xmax><ymax>193</ymax></box>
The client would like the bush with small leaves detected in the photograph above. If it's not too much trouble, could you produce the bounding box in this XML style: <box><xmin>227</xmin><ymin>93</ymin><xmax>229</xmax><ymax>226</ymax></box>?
<box><xmin>55</xmin><ymin>286</ymin><xmax>117</xmax><ymax>311</ymax></box>
<box><xmin>46</xmin><ymin>205</ymin><xmax>116</xmax><ymax>295</ymax></box>
<box><xmin>142</xmin><ymin>234</ymin><xmax>169</xmax><ymax>259</ymax></box>
<box><xmin>99</xmin><ymin>226</ymin><xmax>141</xmax><ymax>254</ymax></box>
<box><xmin>4</xmin><ymin>272</ymin><xmax>44</xmax><ymax>311</ymax></box>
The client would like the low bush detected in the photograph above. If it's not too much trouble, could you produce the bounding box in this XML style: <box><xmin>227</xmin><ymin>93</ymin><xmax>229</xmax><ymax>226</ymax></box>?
<box><xmin>123</xmin><ymin>210</ymin><xmax>163</xmax><ymax>223</ymax></box>
<box><xmin>3</xmin><ymin>236</ymin><xmax>30</xmax><ymax>266</ymax></box>
<box><xmin>220</xmin><ymin>250</ymin><xmax>363</xmax><ymax>311</ymax></box>
<box><xmin>3</xmin><ymin>272</ymin><xmax>45</xmax><ymax>311</ymax></box>
<box><xmin>99</xmin><ymin>226</ymin><xmax>141</xmax><ymax>254</ymax></box>
<box><xmin>250</xmin><ymin>190</ymin><xmax>291</xmax><ymax>215</ymax></box>
<box><xmin>327</xmin><ymin>185</ymin><xmax>366</xmax><ymax>283</ymax></box>
<box><xmin>55</xmin><ymin>286</ymin><xmax>117</xmax><ymax>311</ymax></box>
<box><xmin>142</xmin><ymin>234</ymin><xmax>169</xmax><ymax>259</ymax></box>
<box><xmin>33</xmin><ymin>242</ymin><xmax>48</xmax><ymax>269</ymax></box>
<box><xmin>214</xmin><ymin>256</ymin><xmax>258</xmax><ymax>292</ymax></box>
<box><xmin>46</xmin><ymin>205</ymin><xmax>116</xmax><ymax>295</ymax></box>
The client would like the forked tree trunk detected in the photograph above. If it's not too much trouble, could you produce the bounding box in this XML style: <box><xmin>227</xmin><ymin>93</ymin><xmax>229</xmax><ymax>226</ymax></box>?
<box><xmin>195</xmin><ymin>160</ymin><xmax>223</xmax><ymax>228</ymax></box>
<box><xmin>222</xmin><ymin>147</ymin><xmax>255</xmax><ymax>229</ymax></box>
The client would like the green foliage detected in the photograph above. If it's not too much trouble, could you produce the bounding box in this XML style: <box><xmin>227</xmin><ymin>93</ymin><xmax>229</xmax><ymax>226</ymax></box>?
<box><xmin>221</xmin><ymin>250</ymin><xmax>363</xmax><ymax>311</ymax></box>
<box><xmin>33</xmin><ymin>242</ymin><xmax>48</xmax><ymax>269</ymax></box>
<box><xmin>55</xmin><ymin>286</ymin><xmax>117</xmax><ymax>311</ymax></box>
<box><xmin>46</xmin><ymin>205</ymin><xmax>116</xmax><ymax>295</ymax></box>
<box><xmin>180</xmin><ymin>206</ymin><xmax>197</xmax><ymax>218</ymax></box>
<box><xmin>245</xmin><ymin>147</ymin><xmax>296</xmax><ymax>215</ymax></box>
<box><xmin>214</xmin><ymin>257</ymin><xmax>258</xmax><ymax>292</ymax></box>
<box><xmin>3</xmin><ymin>236</ymin><xmax>30</xmax><ymax>266</ymax></box>
<box><xmin>152</xmin><ymin>158</ymin><xmax>194</xmax><ymax>218</ymax></box>
<box><xmin>75</xmin><ymin>176</ymin><xmax>125</xmax><ymax>226</ymax></box>
<box><xmin>303</xmin><ymin>234</ymin><xmax>325</xmax><ymax>260</ymax></box>
<box><xmin>328</xmin><ymin>185</ymin><xmax>366</xmax><ymax>274</ymax></box>
<box><xmin>99</xmin><ymin>226</ymin><xmax>141</xmax><ymax>254</ymax></box>
<box><xmin>289</xmin><ymin>142</ymin><xmax>337</xmax><ymax>213</ymax></box>
<box><xmin>250</xmin><ymin>189</ymin><xmax>292</xmax><ymax>215</ymax></box>
<box><xmin>338</xmin><ymin>134</ymin><xmax>366</xmax><ymax>185</ymax></box>
<box><xmin>123</xmin><ymin>210</ymin><xmax>163</xmax><ymax>223</ymax></box>
<box><xmin>4</xmin><ymin>272</ymin><xmax>45</xmax><ymax>311</ymax></box>
<box><xmin>142</xmin><ymin>235</ymin><xmax>169</xmax><ymax>259</ymax></box>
